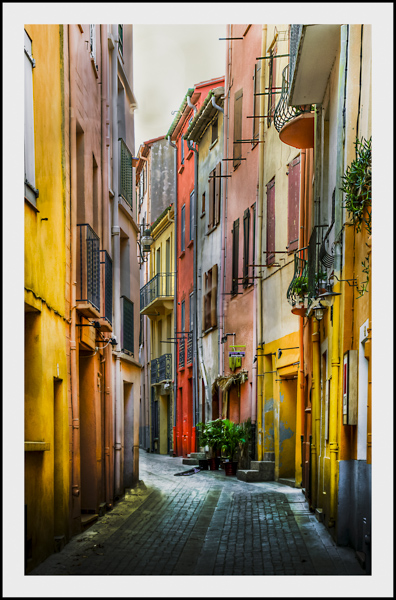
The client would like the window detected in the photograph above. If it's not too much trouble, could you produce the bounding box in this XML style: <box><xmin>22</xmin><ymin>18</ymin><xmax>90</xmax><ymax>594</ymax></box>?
<box><xmin>189</xmin><ymin>293</ymin><xmax>194</xmax><ymax>332</ymax></box>
<box><xmin>201</xmin><ymin>192</ymin><xmax>206</xmax><ymax>215</ymax></box>
<box><xmin>180</xmin><ymin>135</ymin><xmax>185</xmax><ymax>165</ymax></box>
<box><xmin>243</xmin><ymin>208</ymin><xmax>250</xmax><ymax>288</ymax></box>
<box><xmin>190</xmin><ymin>190</ymin><xmax>195</xmax><ymax>241</ymax></box>
<box><xmin>24</xmin><ymin>29</ymin><xmax>38</xmax><ymax>206</ymax></box>
<box><xmin>252</xmin><ymin>202</ymin><xmax>256</xmax><ymax>269</ymax></box>
<box><xmin>233</xmin><ymin>89</ymin><xmax>243</xmax><ymax>168</ymax></box>
<box><xmin>208</xmin><ymin>163</ymin><xmax>221</xmax><ymax>230</ymax></box>
<box><xmin>266</xmin><ymin>178</ymin><xmax>275</xmax><ymax>265</ymax></box>
<box><xmin>287</xmin><ymin>156</ymin><xmax>300</xmax><ymax>252</ymax></box>
<box><xmin>121</xmin><ymin>296</ymin><xmax>134</xmax><ymax>355</ymax></box>
<box><xmin>267</xmin><ymin>45</ymin><xmax>278</xmax><ymax>127</ymax></box>
<box><xmin>231</xmin><ymin>218</ymin><xmax>239</xmax><ymax>295</ymax></box>
<box><xmin>211</xmin><ymin>116</ymin><xmax>218</xmax><ymax>145</ymax></box>
<box><xmin>118</xmin><ymin>24</ymin><xmax>123</xmax><ymax>57</ymax></box>
<box><xmin>203</xmin><ymin>265</ymin><xmax>218</xmax><ymax>331</ymax></box>
<box><xmin>252</xmin><ymin>63</ymin><xmax>261</xmax><ymax>142</ymax></box>
<box><xmin>181</xmin><ymin>204</ymin><xmax>185</xmax><ymax>251</ymax></box>
<box><xmin>89</xmin><ymin>24</ymin><xmax>96</xmax><ymax>62</ymax></box>
<box><xmin>181</xmin><ymin>300</ymin><xmax>185</xmax><ymax>331</ymax></box>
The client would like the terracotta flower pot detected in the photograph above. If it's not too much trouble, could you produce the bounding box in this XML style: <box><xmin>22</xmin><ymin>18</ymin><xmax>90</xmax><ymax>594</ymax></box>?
<box><xmin>224</xmin><ymin>461</ymin><xmax>238</xmax><ymax>476</ymax></box>
<box><xmin>208</xmin><ymin>457</ymin><xmax>220</xmax><ymax>471</ymax></box>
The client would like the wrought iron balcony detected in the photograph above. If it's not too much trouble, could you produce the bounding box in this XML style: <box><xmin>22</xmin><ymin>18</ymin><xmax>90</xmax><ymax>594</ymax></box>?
<box><xmin>121</xmin><ymin>295</ymin><xmax>134</xmax><ymax>355</ymax></box>
<box><xmin>186</xmin><ymin>331</ymin><xmax>193</xmax><ymax>365</ymax></box>
<box><xmin>179</xmin><ymin>338</ymin><xmax>185</xmax><ymax>368</ymax></box>
<box><xmin>76</xmin><ymin>223</ymin><xmax>100</xmax><ymax>317</ymax></box>
<box><xmin>100</xmin><ymin>250</ymin><xmax>112</xmax><ymax>329</ymax></box>
<box><xmin>287</xmin><ymin>247</ymin><xmax>308</xmax><ymax>307</ymax></box>
<box><xmin>119</xmin><ymin>138</ymin><xmax>134</xmax><ymax>209</ymax></box>
<box><xmin>274</xmin><ymin>64</ymin><xmax>314</xmax><ymax>149</ymax></box>
<box><xmin>151</xmin><ymin>353</ymin><xmax>172</xmax><ymax>384</ymax></box>
<box><xmin>140</xmin><ymin>272</ymin><xmax>175</xmax><ymax>317</ymax></box>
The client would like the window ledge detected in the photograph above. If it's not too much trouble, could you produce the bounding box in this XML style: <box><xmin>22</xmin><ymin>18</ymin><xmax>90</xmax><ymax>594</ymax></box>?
<box><xmin>25</xmin><ymin>441</ymin><xmax>50</xmax><ymax>452</ymax></box>
<box><xmin>186</xmin><ymin>150</ymin><xmax>194</xmax><ymax>161</ymax></box>
<box><xmin>179</xmin><ymin>250</ymin><xmax>185</xmax><ymax>259</ymax></box>
<box><xmin>24</xmin><ymin>195</ymin><xmax>40</xmax><ymax>212</ymax></box>
<box><xmin>178</xmin><ymin>366</ymin><xmax>185</xmax><ymax>372</ymax></box>
<box><xmin>206</xmin><ymin>223</ymin><xmax>219</xmax><ymax>236</ymax></box>
<box><xmin>178</xmin><ymin>165</ymin><xmax>185</xmax><ymax>175</ymax></box>
<box><xmin>187</xmin><ymin>239</ymin><xmax>194</xmax><ymax>248</ymax></box>
<box><xmin>209</xmin><ymin>138</ymin><xmax>218</xmax><ymax>150</ymax></box>
<box><xmin>202</xmin><ymin>325</ymin><xmax>217</xmax><ymax>337</ymax></box>
<box><xmin>200</xmin><ymin>211</ymin><xmax>206</xmax><ymax>219</ymax></box>
<box><xmin>91</xmin><ymin>57</ymin><xmax>99</xmax><ymax>78</ymax></box>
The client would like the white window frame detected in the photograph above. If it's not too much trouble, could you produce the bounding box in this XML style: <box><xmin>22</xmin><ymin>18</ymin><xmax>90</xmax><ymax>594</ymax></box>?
<box><xmin>90</xmin><ymin>24</ymin><xmax>96</xmax><ymax>62</ymax></box>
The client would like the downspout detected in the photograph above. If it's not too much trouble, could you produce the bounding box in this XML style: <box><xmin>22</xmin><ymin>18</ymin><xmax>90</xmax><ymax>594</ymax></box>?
<box><xmin>187</xmin><ymin>94</ymin><xmax>197</xmax><ymax>115</ymax></box>
<box><xmin>111</xmin><ymin>24</ymin><xmax>122</xmax><ymax>497</ymax></box>
<box><xmin>311</xmin><ymin>315</ymin><xmax>320</xmax><ymax>509</ymax></box>
<box><xmin>328</xmin><ymin>24</ymin><xmax>349</xmax><ymax>529</ymax></box>
<box><xmin>100</xmin><ymin>24</ymin><xmax>113</xmax><ymax>508</ymax></box>
<box><xmin>68</xmin><ymin>25</ymin><xmax>81</xmax><ymax>513</ymax></box>
<box><xmin>211</xmin><ymin>95</ymin><xmax>224</xmax><ymax>114</ymax></box>
<box><xmin>256</xmin><ymin>24</ymin><xmax>267</xmax><ymax>461</ymax></box>
<box><xmin>187</xmin><ymin>137</ymin><xmax>199</xmax><ymax>448</ymax></box>
<box><xmin>168</xmin><ymin>135</ymin><xmax>178</xmax><ymax>455</ymax></box>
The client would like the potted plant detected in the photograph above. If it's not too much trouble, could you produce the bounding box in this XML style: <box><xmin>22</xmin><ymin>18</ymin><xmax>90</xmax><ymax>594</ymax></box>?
<box><xmin>315</xmin><ymin>271</ymin><xmax>327</xmax><ymax>294</ymax></box>
<box><xmin>196</xmin><ymin>418</ymin><xmax>224</xmax><ymax>471</ymax></box>
<box><xmin>220</xmin><ymin>419</ymin><xmax>248</xmax><ymax>476</ymax></box>
<box><xmin>291</xmin><ymin>275</ymin><xmax>308</xmax><ymax>305</ymax></box>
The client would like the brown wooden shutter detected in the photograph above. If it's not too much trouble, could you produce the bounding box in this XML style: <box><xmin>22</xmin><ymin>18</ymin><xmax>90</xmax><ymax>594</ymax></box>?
<box><xmin>253</xmin><ymin>63</ymin><xmax>261</xmax><ymax>141</ymax></box>
<box><xmin>287</xmin><ymin>156</ymin><xmax>300</xmax><ymax>252</ymax></box>
<box><xmin>202</xmin><ymin>272</ymin><xmax>208</xmax><ymax>331</ymax></box>
<box><xmin>215</xmin><ymin>162</ymin><xmax>221</xmax><ymax>225</ymax></box>
<box><xmin>232</xmin><ymin>218</ymin><xmax>239</xmax><ymax>293</ymax></box>
<box><xmin>266</xmin><ymin>179</ymin><xmax>275</xmax><ymax>265</ymax></box>
<box><xmin>210</xmin><ymin>264</ymin><xmax>218</xmax><ymax>327</ymax></box>
<box><xmin>208</xmin><ymin>169</ymin><xmax>215</xmax><ymax>229</ymax></box>
<box><xmin>233</xmin><ymin>89</ymin><xmax>243</xmax><ymax>168</ymax></box>
<box><xmin>243</xmin><ymin>208</ymin><xmax>250</xmax><ymax>287</ymax></box>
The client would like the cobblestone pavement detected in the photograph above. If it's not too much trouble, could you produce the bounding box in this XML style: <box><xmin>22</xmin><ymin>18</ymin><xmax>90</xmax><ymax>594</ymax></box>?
<box><xmin>30</xmin><ymin>452</ymin><xmax>366</xmax><ymax>577</ymax></box>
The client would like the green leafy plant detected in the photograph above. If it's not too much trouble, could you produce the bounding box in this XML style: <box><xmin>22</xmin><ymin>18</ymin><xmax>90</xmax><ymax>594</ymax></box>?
<box><xmin>356</xmin><ymin>256</ymin><xmax>370</xmax><ymax>299</ymax></box>
<box><xmin>291</xmin><ymin>275</ymin><xmax>308</xmax><ymax>297</ymax></box>
<box><xmin>220</xmin><ymin>419</ymin><xmax>249</xmax><ymax>462</ymax></box>
<box><xmin>196</xmin><ymin>418</ymin><xmax>225</xmax><ymax>457</ymax></box>
<box><xmin>340</xmin><ymin>137</ymin><xmax>372</xmax><ymax>234</ymax></box>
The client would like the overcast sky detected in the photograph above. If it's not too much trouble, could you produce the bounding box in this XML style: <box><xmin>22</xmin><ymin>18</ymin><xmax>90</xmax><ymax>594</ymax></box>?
<box><xmin>133</xmin><ymin>24</ymin><xmax>226</xmax><ymax>149</ymax></box>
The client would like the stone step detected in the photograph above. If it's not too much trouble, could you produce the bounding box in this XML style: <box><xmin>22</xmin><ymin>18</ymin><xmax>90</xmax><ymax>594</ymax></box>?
<box><xmin>182</xmin><ymin>457</ymin><xmax>199</xmax><ymax>465</ymax></box>
<box><xmin>237</xmin><ymin>469</ymin><xmax>274</xmax><ymax>482</ymax></box>
<box><xmin>190</xmin><ymin>452</ymin><xmax>206</xmax><ymax>460</ymax></box>
<box><xmin>278</xmin><ymin>477</ymin><xmax>296</xmax><ymax>488</ymax></box>
<box><xmin>250</xmin><ymin>461</ymin><xmax>275</xmax><ymax>477</ymax></box>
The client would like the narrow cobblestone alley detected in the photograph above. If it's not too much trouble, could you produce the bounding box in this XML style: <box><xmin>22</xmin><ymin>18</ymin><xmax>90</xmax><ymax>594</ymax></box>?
<box><xmin>30</xmin><ymin>452</ymin><xmax>365</xmax><ymax>578</ymax></box>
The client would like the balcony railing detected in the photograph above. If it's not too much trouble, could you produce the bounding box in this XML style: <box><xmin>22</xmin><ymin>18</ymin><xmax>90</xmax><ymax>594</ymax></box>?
<box><xmin>121</xmin><ymin>295</ymin><xmax>134</xmax><ymax>355</ymax></box>
<box><xmin>119</xmin><ymin>138</ymin><xmax>134</xmax><ymax>209</ymax></box>
<box><xmin>151</xmin><ymin>353</ymin><xmax>172</xmax><ymax>384</ymax></box>
<box><xmin>100</xmin><ymin>250</ymin><xmax>112</xmax><ymax>325</ymax></box>
<box><xmin>186</xmin><ymin>331</ymin><xmax>193</xmax><ymax>365</ymax></box>
<box><xmin>179</xmin><ymin>338</ymin><xmax>185</xmax><ymax>368</ymax></box>
<box><xmin>77</xmin><ymin>224</ymin><xmax>100</xmax><ymax>313</ymax></box>
<box><xmin>140</xmin><ymin>272</ymin><xmax>175</xmax><ymax>312</ymax></box>
<box><xmin>274</xmin><ymin>64</ymin><xmax>312</xmax><ymax>133</ymax></box>
<box><xmin>287</xmin><ymin>247</ymin><xmax>308</xmax><ymax>307</ymax></box>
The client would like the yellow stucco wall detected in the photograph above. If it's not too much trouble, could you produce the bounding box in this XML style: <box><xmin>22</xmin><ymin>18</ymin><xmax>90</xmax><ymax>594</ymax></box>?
<box><xmin>24</xmin><ymin>25</ymin><xmax>69</xmax><ymax>571</ymax></box>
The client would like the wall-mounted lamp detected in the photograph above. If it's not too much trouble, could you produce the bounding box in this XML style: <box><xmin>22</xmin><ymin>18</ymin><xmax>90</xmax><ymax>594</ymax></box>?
<box><xmin>318</xmin><ymin>282</ymin><xmax>342</xmax><ymax>301</ymax></box>
<box><xmin>137</xmin><ymin>224</ymin><xmax>154</xmax><ymax>263</ymax></box>
<box><xmin>312</xmin><ymin>301</ymin><xmax>325</xmax><ymax>321</ymax></box>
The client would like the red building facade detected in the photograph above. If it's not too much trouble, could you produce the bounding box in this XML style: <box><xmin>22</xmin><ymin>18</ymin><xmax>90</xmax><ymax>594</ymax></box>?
<box><xmin>167</xmin><ymin>77</ymin><xmax>225</xmax><ymax>457</ymax></box>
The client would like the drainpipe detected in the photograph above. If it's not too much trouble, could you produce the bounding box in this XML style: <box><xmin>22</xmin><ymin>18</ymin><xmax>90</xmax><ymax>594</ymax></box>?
<box><xmin>187</xmin><ymin>138</ymin><xmax>199</xmax><ymax>448</ymax></box>
<box><xmin>111</xmin><ymin>24</ymin><xmax>122</xmax><ymax>497</ymax></box>
<box><xmin>68</xmin><ymin>25</ymin><xmax>81</xmax><ymax>517</ymax></box>
<box><xmin>256</xmin><ymin>24</ymin><xmax>267</xmax><ymax>461</ymax></box>
<box><xmin>187</xmin><ymin>94</ymin><xmax>197</xmax><ymax>115</ymax></box>
<box><xmin>311</xmin><ymin>315</ymin><xmax>320</xmax><ymax>509</ymax></box>
<box><xmin>328</xmin><ymin>24</ymin><xmax>348</xmax><ymax>529</ymax></box>
<box><xmin>211</xmin><ymin>95</ymin><xmax>224</xmax><ymax>114</ymax></box>
<box><xmin>168</xmin><ymin>135</ymin><xmax>178</xmax><ymax>454</ymax></box>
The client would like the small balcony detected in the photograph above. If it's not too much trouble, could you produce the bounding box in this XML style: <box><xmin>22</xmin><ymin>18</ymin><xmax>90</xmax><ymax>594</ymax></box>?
<box><xmin>179</xmin><ymin>338</ymin><xmax>185</xmax><ymax>368</ymax></box>
<box><xmin>140</xmin><ymin>272</ymin><xmax>175</xmax><ymax>318</ymax></box>
<box><xmin>76</xmin><ymin>224</ymin><xmax>101</xmax><ymax>318</ymax></box>
<box><xmin>119</xmin><ymin>138</ymin><xmax>134</xmax><ymax>210</ymax></box>
<box><xmin>274</xmin><ymin>64</ymin><xmax>314</xmax><ymax>149</ymax></box>
<box><xmin>151</xmin><ymin>353</ymin><xmax>172</xmax><ymax>385</ymax></box>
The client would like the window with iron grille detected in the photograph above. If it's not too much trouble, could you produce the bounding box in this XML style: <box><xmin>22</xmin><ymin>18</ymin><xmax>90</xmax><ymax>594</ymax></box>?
<box><xmin>119</xmin><ymin>138</ymin><xmax>133</xmax><ymax>209</ymax></box>
<box><xmin>203</xmin><ymin>264</ymin><xmax>218</xmax><ymax>331</ymax></box>
<box><xmin>231</xmin><ymin>219</ymin><xmax>239</xmax><ymax>295</ymax></box>
<box><xmin>77</xmin><ymin>224</ymin><xmax>101</xmax><ymax>311</ymax></box>
<box><xmin>266</xmin><ymin>179</ymin><xmax>275</xmax><ymax>265</ymax></box>
<box><xmin>100</xmin><ymin>250</ymin><xmax>112</xmax><ymax>324</ymax></box>
<box><xmin>121</xmin><ymin>296</ymin><xmax>134</xmax><ymax>355</ymax></box>
<box><xmin>181</xmin><ymin>204</ymin><xmax>185</xmax><ymax>251</ymax></box>
<box><xmin>267</xmin><ymin>45</ymin><xmax>277</xmax><ymax>127</ymax></box>
<box><xmin>118</xmin><ymin>24</ymin><xmax>123</xmax><ymax>57</ymax></box>
<box><xmin>24</xmin><ymin>29</ymin><xmax>38</xmax><ymax>206</ymax></box>
<box><xmin>233</xmin><ymin>89</ymin><xmax>243</xmax><ymax>168</ymax></box>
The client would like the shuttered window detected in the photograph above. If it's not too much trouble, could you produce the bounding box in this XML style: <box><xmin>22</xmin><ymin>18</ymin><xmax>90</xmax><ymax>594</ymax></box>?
<box><xmin>180</xmin><ymin>135</ymin><xmax>184</xmax><ymax>165</ymax></box>
<box><xmin>266</xmin><ymin>179</ymin><xmax>275</xmax><ymax>265</ymax></box>
<box><xmin>243</xmin><ymin>208</ymin><xmax>250</xmax><ymax>287</ymax></box>
<box><xmin>203</xmin><ymin>264</ymin><xmax>218</xmax><ymax>331</ymax></box>
<box><xmin>181</xmin><ymin>204</ymin><xmax>185</xmax><ymax>251</ymax></box>
<box><xmin>252</xmin><ymin>63</ymin><xmax>261</xmax><ymax>142</ymax></box>
<box><xmin>233</xmin><ymin>89</ymin><xmax>243</xmax><ymax>168</ymax></box>
<box><xmin>212</xmin><ymin>117</ymin><xmax>218</xmax><ymax>145</ymax></box>
<box><xmin>232</xmin><ymin>218</ymin><xmax>239</xmax><ymax>294</ymax></box>
<box><xmin>287</xmin><ymin>156</ymin><xmax>300</xmax><ymax>252</ymax></box>
<box><xmin>267</xmin><ymin>46</ymin><xmax>277</xmax><ymax>127</ymax></box>
<box><xmin>190</xmin><ymin>190</ymin><xmax>194</xmax><ymax>241</ymax></box>
<box><xmin>252</xmin><ymin>202</ymin><xmax>256</xmax><ymax>269</ymax></box>
<box><xmin>24</xmin><ymin>29</ymin><xmax>38</xmax><ymax>206</ymax></box>
<box><xmin>208</xmin><ymin>163</ymin><xmax>221</xmax><ymax>231</ymax></box>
